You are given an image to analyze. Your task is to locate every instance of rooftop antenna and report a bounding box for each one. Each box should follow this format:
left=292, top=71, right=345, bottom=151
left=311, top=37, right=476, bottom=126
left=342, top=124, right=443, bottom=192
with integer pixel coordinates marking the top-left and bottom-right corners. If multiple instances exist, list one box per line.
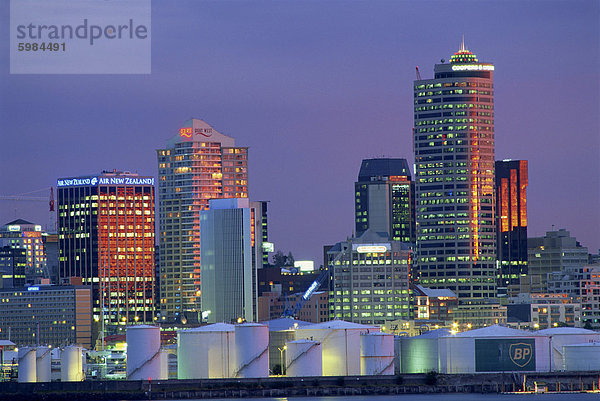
left=459, top=35, right=466, bottom=52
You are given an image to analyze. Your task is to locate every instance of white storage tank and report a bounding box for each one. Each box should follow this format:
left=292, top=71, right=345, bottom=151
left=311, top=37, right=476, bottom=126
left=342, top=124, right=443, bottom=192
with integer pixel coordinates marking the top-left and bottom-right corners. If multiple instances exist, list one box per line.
left=36, top=346, right=52, bottom=382
left=264, top=318, right=314, bottom=373
left=295, top=320, right=378, bottom=376
left=360, top=332, right=394, bottom=375
left=563, top=343, right=600, bottom=371
left=537, top=327, right=600, bottom=371
left=234, top=323, right=269, bottom=378
left=438, top=325, right=549, bottom=374
left=401, top=328, right=450, bottom=373
left=177, top=323, right=235, bottom=379
left=126, top=325, right=166, bottom=380
left=18, top=347, right=36, bottom=383
left=285, top=339, right=322, bottom=377
left=61, top=345, right=84, bottom=382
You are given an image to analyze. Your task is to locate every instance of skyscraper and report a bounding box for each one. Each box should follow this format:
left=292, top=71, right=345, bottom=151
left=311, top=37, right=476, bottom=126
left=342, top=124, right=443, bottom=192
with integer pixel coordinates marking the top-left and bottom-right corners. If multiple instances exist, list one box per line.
left=355, top=158, right=416, bottom=243
left=199, top=198, right=261, bottom=323
left=57, top=171, right=156, bottom=329
left=157, top=119, right=248, bottom=322
left=413, top=40, right=496, bottom=300
left=495, top=159, right=528, bottom=298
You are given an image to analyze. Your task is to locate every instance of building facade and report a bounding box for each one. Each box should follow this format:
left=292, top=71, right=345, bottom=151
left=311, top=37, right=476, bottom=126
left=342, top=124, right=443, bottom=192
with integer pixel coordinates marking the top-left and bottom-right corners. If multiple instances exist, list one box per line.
left=57, top=171, right=155, bottom=329
left=0, top=285, right=92, bottom=348
left=507, top=293, right=582, bottom=329
left=495, top=160, right=528, bottom=298
left=157, top=119, right=248, bottom=322
left=0, top=246, right=26, bottom=288
left=413, top=284, right=458, bottom=321
left=199, top=198, right=261, bottom=323
left=355, top=158, right=416, bottom=243
left=327, top=230, right=413, bottom=325
left=527, top=229, right=588, bottom=294
left=0, top=219, right=48, bottom=283
left=413, top=41, right=496, bottom=300
left=257, top=290, right=329, bottom=323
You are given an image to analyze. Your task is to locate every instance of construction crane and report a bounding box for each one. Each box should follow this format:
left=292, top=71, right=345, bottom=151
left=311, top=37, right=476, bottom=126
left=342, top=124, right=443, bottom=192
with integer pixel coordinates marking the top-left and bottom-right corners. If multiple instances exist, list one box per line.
left=0, top=187, right=56, bottom=230
left=415, top=66, right=422, bottom=80
left=282, top=268, right=329, bottom=318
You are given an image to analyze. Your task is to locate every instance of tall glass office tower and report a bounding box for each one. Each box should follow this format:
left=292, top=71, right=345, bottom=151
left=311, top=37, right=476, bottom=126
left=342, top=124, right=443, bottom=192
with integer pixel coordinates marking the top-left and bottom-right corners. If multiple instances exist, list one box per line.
left=157, top=119, right=248, bottom=322
left=413, top=41, right=496, bottom=300
left=495, top=159, right=528, bottom=298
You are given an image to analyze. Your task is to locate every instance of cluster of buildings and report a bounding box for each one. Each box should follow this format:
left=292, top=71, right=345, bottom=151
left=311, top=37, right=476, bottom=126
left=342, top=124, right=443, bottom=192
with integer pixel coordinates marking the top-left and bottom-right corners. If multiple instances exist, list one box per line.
left=0, top=42, right=598, bottom=357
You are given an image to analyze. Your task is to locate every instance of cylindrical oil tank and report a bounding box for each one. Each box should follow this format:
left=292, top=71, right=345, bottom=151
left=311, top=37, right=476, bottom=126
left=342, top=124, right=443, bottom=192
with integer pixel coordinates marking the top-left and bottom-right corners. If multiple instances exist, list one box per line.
left=177, top=323, right=235, bottom=379
left=563, top=343, right=600, bottom=371
left=393, top=336, right=402, bottom=374
left=159, top=350, right=169, bottom=380
left=401, top=329, right=450, bottom=373
left=234, top=323, right=269, bottom=378
left=285, top=340, right=322, bottom=377
left=360, top=333, right=394, bottom=375
left=61, top=345, right=84, bottom=382
left=18, top=347, right=36, bottom=383
left=296, top=320, right=377, bottom=376
left=36, top=346, right=52, bottom=382
left=126, top=325, right=162, bottom=380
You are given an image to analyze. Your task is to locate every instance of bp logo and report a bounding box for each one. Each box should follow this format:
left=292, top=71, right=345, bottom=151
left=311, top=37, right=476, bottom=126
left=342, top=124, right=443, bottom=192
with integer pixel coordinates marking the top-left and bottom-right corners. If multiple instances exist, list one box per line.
left=509, top=342, right=533, bottom=367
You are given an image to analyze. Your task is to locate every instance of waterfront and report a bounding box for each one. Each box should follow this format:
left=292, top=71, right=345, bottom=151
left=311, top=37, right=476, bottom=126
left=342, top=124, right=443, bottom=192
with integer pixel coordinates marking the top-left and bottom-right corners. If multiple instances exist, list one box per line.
left=161, top=395, right=600, bottom=401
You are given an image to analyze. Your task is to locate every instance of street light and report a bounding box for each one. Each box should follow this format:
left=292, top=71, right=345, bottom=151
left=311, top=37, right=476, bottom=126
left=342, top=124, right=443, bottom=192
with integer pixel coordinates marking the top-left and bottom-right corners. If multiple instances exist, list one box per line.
left=277, top=345, right=287, bottom=375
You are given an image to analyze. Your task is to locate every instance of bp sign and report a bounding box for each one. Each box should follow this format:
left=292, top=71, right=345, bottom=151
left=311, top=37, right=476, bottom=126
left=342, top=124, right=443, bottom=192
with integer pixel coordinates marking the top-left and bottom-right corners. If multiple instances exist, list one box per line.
left=475, top=339, right=535, bottom=372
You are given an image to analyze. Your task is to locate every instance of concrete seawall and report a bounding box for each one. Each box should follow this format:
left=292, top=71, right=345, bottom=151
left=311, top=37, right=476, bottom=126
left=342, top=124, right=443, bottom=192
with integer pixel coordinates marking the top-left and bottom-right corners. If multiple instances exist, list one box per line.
left=0, top=372, right=599, bottom=400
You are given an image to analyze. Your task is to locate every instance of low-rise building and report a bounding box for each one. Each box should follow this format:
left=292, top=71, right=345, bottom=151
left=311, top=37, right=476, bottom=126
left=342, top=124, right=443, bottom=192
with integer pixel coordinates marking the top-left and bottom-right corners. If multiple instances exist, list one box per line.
left=453, top=301, right=507, bottom=328
left=413, top=285, right=457, bottom=321
left=257, top=290, right=329, bottom=323
left=0, top=285, right=92, bottom=348
left=507, top=293, right=582, bottom=329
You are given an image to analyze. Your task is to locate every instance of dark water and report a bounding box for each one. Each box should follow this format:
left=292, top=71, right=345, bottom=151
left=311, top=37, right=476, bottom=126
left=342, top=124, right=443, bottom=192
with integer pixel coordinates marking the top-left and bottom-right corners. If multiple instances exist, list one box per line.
left=158, top=394, right=600, bottom=401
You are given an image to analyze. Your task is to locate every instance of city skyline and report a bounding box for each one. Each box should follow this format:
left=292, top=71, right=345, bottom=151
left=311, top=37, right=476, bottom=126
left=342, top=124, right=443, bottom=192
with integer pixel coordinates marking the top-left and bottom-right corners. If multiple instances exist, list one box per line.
left=1, top=1, right=598, bottom=264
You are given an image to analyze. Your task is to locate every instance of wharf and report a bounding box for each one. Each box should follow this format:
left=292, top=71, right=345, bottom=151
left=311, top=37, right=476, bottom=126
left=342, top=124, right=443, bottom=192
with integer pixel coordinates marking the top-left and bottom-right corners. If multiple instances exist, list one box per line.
left=0, top=371, right=599, bottom=400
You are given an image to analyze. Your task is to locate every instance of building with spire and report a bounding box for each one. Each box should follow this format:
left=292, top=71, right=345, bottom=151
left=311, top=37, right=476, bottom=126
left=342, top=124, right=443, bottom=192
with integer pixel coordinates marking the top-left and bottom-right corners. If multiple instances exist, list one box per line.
left=355, top=158, right=416, bottom=243
left=413, top=40, right=496, bottom=300
left=157, top=119, right=249, bottom=323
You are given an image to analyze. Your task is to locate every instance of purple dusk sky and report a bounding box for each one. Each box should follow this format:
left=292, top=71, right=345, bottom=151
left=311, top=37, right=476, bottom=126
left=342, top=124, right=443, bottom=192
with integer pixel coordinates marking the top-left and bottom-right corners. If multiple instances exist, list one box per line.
left=0, top=1, right=598, bottom=264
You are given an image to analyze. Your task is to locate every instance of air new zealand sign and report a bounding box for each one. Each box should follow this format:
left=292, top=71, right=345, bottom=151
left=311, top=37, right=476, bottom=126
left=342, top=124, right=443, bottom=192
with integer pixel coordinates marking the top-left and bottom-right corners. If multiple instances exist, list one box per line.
left=475, top=339, right=535, bottom=372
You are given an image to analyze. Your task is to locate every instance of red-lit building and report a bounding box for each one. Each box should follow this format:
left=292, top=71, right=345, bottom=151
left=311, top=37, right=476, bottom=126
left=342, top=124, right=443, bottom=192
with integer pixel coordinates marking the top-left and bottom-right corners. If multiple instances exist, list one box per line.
left=57, top=171, right=155, bottom=331
left=495, top=160, right=528, bottom=298
left=157, top=119, right=249, bottom=322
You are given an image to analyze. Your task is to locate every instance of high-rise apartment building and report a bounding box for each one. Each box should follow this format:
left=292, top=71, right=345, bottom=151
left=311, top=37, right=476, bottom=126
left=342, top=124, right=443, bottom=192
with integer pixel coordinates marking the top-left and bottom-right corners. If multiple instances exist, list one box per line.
left=57, top=171, right=155, bottom=329
left=157, top=119, right=248, bottom=322
left=355, top=158, right=416, bottom=243
left=495, top=160, right=528, bottom=298
left=413, top=41, right=496, bottom=300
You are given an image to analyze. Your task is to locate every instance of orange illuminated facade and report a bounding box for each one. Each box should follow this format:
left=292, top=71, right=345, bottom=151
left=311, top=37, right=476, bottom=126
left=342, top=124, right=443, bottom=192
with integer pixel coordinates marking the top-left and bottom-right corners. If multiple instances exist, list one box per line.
left=413, top=41, right=496, bottom=300
left=157, top=119, right=248, bottom=322
left=495, top=160, right=528, bottom=298
left=57, top=171, right=155, bottom=330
